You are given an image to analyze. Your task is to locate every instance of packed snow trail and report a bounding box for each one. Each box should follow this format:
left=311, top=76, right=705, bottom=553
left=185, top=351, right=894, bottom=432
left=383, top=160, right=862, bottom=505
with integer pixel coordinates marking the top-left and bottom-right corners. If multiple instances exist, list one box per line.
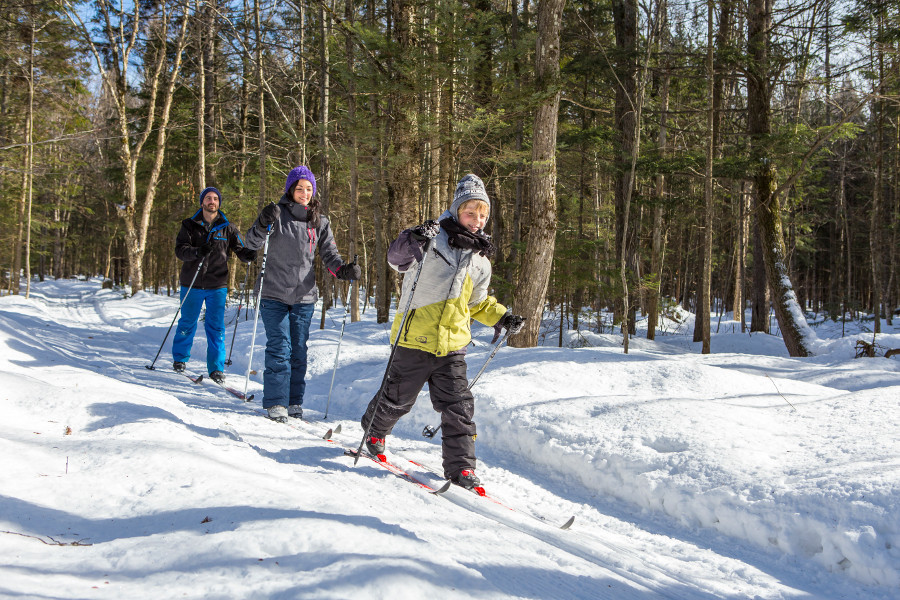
left=1, top=279, right=897, bottom=599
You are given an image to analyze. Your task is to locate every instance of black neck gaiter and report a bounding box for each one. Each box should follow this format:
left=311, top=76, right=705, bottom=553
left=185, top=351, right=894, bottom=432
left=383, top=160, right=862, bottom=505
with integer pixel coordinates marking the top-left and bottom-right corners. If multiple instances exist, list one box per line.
left=440, top=217, right=495, bottom=259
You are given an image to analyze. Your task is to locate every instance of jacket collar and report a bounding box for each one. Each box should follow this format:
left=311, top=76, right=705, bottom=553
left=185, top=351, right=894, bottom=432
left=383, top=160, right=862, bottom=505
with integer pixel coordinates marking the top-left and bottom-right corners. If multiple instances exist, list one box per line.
left=279, top=194, right=312, bottom=223
left=190, top=208, right=230, bottom=232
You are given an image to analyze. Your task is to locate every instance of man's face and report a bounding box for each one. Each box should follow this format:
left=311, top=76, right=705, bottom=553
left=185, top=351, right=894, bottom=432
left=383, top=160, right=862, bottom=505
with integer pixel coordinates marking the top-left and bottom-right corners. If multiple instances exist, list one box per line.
left=202, top=192, right=220, bottom=213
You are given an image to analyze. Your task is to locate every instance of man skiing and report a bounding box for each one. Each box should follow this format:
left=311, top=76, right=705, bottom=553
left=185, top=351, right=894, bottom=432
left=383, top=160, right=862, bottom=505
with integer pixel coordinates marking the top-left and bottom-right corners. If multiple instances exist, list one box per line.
left=172, top=187, right=256, bottom=383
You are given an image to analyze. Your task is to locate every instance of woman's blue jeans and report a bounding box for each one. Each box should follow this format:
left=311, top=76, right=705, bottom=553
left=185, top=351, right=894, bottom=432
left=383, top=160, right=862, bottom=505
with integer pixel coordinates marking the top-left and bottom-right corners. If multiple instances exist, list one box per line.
left=259, top=299, right=315, bottom=409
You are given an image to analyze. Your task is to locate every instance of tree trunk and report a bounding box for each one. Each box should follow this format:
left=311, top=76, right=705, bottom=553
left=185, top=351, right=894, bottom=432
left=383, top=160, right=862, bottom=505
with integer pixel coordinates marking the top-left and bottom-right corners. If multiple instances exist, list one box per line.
left=255, top=0, right=267, bottom=210
left=195, top=0, right=207, bottom=192
left=503, top=0, right=525, bottom=306
left=733, top=181, right=748, bottom=330
left=612, top=0, right=638, bottom=352
left=695, top=0, right=715, bottom=352
left=319, top=2, right=333, bottom=331
left=68, top=0, right=189, bottom=294
left=471, top=0, right=495, bottom=187
left=23, top=17, right=35, bottom=297
left=204, top=0, right=218, bottom=185
left=388, top=0, right=421, bottom=232
left=646, top=0, right=669, bottom=341
left=509, top=0, right=565, bottom=348
left=440, top=51, right=454, bottom=223
left=750, top=211, right=769, bottom=333
left=374, top=112, right=390, bottom=324
left=747, top=0, right=814, bottom=356
left=347, top=0, right=360, bottom=322
left=426, top=3, right=442, bottom=220
left=869, top=23, right=885, bottom=332
left=236, top=0, right=252, bottom=296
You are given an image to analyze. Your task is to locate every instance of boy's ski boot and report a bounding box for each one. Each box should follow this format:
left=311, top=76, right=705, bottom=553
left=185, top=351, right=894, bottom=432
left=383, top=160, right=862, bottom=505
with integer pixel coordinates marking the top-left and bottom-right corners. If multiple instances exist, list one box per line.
left=450, top=468, right=481, bottom=490
left=365, top=436, right=386, bottom=456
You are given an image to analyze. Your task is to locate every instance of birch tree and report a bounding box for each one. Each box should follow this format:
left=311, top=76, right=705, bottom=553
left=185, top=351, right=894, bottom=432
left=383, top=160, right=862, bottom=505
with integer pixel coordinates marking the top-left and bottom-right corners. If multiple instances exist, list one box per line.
left=66, top=0, right=190, bottom=293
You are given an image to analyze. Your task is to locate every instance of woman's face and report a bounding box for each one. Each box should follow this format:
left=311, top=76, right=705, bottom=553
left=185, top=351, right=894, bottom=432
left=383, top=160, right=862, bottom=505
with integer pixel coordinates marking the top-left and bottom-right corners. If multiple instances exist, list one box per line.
left=457, top=201, right=489, bottom=233
left=292, top=179, right=314, bottom=205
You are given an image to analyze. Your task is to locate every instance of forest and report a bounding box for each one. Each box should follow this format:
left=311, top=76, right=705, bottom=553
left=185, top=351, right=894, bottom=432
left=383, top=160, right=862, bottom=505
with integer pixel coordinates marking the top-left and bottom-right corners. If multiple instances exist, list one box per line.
left=1, top=0, right=897, bottom=356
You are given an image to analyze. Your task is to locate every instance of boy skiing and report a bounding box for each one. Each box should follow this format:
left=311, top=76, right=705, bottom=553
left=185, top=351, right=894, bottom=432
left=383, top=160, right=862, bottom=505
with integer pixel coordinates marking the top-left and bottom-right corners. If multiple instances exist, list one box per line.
left=360, top=174, right=525, bottom=489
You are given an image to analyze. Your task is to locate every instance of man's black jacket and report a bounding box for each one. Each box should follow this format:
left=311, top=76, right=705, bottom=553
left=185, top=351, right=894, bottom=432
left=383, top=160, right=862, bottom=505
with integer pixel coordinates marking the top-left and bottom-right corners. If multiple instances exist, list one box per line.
left=175, top=209, right=256, bottom=289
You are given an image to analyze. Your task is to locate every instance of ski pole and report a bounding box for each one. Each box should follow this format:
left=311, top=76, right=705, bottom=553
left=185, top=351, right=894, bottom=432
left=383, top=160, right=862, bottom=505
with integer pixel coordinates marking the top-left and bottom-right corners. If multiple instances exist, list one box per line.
left=354, top=239, right=433, bottom=464
left=145, top=256, right=206, bottom=371
left=325, top=255, right=357, bottom=419
left=242, top=226, right=272, bottom=401
left=422, top=328, right=512, bottom=439
left=225, top=268, right=250, bottom=366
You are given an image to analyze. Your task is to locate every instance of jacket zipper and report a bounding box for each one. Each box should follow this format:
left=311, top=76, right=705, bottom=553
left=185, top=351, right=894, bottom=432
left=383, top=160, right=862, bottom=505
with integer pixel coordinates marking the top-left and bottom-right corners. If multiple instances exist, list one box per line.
left=402, top=309, right=416, bottom=341
left=433, top=247, right=453, bottom=267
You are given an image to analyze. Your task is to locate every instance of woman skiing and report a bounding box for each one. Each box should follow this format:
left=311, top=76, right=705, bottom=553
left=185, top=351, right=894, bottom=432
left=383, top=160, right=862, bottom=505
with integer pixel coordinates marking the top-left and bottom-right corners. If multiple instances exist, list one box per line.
left=246, top=166, right=360, bottom=422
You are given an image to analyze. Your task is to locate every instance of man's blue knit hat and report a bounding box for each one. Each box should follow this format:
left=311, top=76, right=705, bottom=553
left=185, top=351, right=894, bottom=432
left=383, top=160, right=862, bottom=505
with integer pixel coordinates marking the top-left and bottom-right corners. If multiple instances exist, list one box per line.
left=284, top=166, right=317, bottom=197
left=199, top=187, right=221, bottom=205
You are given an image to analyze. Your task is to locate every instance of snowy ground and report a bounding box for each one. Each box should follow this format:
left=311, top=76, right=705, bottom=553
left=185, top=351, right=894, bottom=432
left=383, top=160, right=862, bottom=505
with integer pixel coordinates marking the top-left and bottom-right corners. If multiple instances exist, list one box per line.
left=1, top=278, right=898, bottom=599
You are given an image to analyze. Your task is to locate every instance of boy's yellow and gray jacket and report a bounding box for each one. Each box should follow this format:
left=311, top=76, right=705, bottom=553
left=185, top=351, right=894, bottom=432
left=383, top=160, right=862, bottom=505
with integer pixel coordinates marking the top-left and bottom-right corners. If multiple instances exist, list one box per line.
left=387, top=219, right=507, bottom=357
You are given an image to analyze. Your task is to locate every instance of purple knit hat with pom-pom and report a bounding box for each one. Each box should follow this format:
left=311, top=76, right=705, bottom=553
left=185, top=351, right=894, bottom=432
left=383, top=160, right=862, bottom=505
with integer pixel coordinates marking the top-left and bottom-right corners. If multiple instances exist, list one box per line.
left=284, top=166, right=317, bottom=197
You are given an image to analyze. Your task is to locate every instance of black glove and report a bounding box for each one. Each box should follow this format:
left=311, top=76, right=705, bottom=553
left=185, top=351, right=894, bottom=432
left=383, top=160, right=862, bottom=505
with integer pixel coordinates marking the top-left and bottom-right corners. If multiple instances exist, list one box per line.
left=239, top=249, right=257, bottom=264
left=258, top=203, right=281, bottom=228
left=410, top=219, right=440, bottom=241
left=503, top=313, right=525, bottom=335
left=336, top=261, right=362, bottom=281
left=491, top=312, right=525, bottom=343
left=195, top=240, right=213, bottom=259
left=501, top=313, right=525, bottom=335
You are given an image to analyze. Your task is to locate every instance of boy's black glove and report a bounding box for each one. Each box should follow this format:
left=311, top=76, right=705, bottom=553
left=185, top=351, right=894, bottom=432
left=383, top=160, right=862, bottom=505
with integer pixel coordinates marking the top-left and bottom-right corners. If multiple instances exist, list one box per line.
left=195, top=240, right=213, bottom=259
left=492, top=312, right=526, bottom=343
left=258, top=203, right=281, bottom=228
left=410, top=219, right=440, bottom=241
left=336, top=261, right=362, bottom=281
left=501, top=313, right=526, bottom=335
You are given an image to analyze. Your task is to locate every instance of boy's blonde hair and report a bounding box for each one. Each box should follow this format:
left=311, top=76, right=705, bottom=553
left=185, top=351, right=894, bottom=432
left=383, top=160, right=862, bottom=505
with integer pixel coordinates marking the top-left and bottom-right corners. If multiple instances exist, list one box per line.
left=457, top=199, right=490, bottom=219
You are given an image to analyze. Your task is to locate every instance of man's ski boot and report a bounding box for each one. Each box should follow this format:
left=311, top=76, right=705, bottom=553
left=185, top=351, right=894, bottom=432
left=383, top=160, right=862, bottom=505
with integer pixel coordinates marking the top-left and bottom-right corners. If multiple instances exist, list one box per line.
left=209, top=370, right=225, bottom=384
left=173, top=361, right=186, bottom=372
left=288, top=405, right=303, bottom=419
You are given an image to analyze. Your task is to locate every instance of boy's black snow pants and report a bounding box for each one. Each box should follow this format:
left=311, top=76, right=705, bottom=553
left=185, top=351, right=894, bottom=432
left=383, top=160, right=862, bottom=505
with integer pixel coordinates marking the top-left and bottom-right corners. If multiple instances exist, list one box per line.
left=361, top=346, right=476, bottom=479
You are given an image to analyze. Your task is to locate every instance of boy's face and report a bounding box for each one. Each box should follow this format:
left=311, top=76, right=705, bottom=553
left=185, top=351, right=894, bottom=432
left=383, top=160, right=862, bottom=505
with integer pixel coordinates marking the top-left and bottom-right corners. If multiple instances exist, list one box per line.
left=457, top=200, right=489, bottom=233
left=292, top=179, right=314, bottom=205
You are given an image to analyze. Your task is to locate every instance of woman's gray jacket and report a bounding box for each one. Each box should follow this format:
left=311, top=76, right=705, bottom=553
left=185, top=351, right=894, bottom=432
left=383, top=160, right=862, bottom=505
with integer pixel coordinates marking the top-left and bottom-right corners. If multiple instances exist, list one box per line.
left=245, top=195, right=345, bottom=305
